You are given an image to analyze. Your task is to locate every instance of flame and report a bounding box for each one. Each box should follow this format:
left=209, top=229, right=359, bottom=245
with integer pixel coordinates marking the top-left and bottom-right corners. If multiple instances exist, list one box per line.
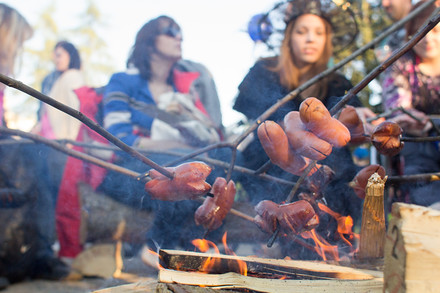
left=301, top=229, right=339, bottom=261
left=191, top=233, right=247, bottom=276
left=191, top=238, right=220, bottom=254
left=317, top=202, right=359, bottom=252
left=222, top=232, right=247, bottom=276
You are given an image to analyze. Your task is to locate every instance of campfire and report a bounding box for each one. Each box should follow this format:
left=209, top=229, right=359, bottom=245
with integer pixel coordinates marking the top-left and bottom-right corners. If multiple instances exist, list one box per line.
left=138, top=233, right=383, bottom=292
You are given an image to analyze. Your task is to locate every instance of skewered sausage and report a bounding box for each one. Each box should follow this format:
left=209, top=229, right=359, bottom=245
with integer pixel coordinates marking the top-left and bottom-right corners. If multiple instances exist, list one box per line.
left=299, top=97, right=351, bottom=147
left=254, top=200, right=319, bottom=234
left=145, top=161, right=212, bottom=201
left=284, top=111, right=332, bottom=160
left=257, top=120, right=317, bottom=175
left=194, top=177, right=236, bottom=231
left=371, top=121, right=404, bottom=156
left=349, top=164, right=386, bottom=199
left=338, top=105, right=368, bottom=144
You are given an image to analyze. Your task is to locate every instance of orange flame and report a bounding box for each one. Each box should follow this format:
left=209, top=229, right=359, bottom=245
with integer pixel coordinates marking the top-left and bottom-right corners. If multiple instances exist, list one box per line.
left=301, top=229, right=339, bottom=261
left=222, top=232, right=247, bottom=276
left=191, top=233, right=248, bottom=276
left=191, top=238, right=220, bottom=254
left=317, top=202, right=359, bottom=252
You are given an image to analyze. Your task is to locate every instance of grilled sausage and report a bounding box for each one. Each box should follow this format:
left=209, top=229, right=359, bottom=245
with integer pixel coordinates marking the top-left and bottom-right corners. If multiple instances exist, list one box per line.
left=299, top=97, right=351, bottom=147
left=349, top=164, right=386, bottom=199
left=371, top=121, right=404, bottom=156
left=257, top=120, right=316, bottom=175
left=194, top=177, right=236, bottom=231
left=145, top=161, right=212, bottom=201
left=254, top=200, right=319, bottom=234
left=338, top=105, right=368, bottom=144
left=284, top=111, right=332, bottom=161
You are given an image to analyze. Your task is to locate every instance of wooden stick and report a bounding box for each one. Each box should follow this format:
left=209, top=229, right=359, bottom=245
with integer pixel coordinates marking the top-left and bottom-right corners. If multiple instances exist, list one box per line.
left=358, top=173, right=387, bottom=260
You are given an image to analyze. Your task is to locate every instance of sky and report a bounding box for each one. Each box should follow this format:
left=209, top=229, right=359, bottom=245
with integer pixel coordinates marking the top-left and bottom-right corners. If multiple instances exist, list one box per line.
left=4, top=0, right=279, bottom=129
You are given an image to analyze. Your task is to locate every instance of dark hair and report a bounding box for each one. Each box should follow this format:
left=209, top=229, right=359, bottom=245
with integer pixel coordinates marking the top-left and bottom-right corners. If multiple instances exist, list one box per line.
left=55, top=40, right=81, bottom=69
left=127, top=15, right=180, bottom=80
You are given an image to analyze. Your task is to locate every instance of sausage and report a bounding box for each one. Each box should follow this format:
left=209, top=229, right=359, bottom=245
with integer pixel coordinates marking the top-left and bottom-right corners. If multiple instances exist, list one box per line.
left=284, top=111, right=332, bottom=161
left=299, top=97, right=351, bottom=147
left=349, top=164, right=386, bottom=199
left=254, top=200, right=319, bottom=234
left=371, top=121, right=404, bottom=156
left=254, top=200, right=279, bottom=233
left=194, top=177, right=236, bottom=231
left=278, top=200, right=320, bottom=234
left=145, top=161, right=212, bottom=201
left=338, top=105, right=368, bottom=144
left=257, top=120, right=315, bottom=175
left=304, top=164, right=335, bottom=197
left=299, top=97, right=331, bottom=126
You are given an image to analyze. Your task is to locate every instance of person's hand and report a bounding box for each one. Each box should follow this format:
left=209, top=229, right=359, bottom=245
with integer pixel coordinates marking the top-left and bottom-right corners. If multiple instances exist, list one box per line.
left=389, top=109, right=431, bottom=136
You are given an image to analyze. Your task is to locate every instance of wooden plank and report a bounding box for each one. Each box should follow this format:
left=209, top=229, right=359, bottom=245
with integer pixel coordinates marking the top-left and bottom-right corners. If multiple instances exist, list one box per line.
left=159, top=249, right=382, bottom=280
left=384, top=203, right=440, bottom=293
left=158, top=269, right=383, bottom=293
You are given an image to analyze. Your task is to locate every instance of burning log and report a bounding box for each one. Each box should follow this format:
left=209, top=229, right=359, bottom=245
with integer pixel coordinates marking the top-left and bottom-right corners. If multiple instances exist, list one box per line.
left=158, top=249, right=379, bottom=279
left=155, top=249, right=383, bottom=292
left=384, top=203, right=440, bottom=293
left=358, top=173, right=387, bottom=260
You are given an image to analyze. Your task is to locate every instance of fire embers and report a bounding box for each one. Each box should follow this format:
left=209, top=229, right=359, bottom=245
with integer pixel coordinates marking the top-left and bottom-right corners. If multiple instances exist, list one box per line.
left=371, top=121, right=404, bottom=156
left=195, top=177, right=236, bottom=231
left=349, top=164, right=387, bottom=199
left=254, top=200, right=319, bottom=234
left=144, top=161, right=212, bottom=201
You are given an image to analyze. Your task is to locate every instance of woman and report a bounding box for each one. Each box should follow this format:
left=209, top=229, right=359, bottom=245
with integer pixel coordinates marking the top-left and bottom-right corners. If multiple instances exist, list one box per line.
left=233, top=0, right=367, bottom=252
left=100, top=15, right=224, bottom=264
left=37, top=41, right=85, bottom=140
left=381, top=0, right=440, bottom=207
left=103, top=16, right=221, bottom=150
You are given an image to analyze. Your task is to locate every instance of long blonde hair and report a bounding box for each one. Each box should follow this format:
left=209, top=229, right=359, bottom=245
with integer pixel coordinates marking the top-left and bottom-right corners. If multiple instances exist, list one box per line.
left=271, top=15, right=333, bottom=91
left=0, top=4, right=33, bottom=76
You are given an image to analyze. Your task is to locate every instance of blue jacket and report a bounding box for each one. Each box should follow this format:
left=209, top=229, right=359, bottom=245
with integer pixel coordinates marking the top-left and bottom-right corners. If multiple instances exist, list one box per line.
left=103, top=69, right=157, bottom=146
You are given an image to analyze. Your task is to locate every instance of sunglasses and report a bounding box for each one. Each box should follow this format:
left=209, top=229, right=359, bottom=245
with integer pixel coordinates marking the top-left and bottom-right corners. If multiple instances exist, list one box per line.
left=159, top=26, right=182, bottom=38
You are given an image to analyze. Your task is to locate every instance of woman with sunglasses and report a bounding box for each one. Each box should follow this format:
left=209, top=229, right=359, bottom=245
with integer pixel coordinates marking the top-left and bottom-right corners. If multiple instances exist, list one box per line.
left=233, top=0, right=374, bottom=258
left=100, top=15, right=225, bottom=267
